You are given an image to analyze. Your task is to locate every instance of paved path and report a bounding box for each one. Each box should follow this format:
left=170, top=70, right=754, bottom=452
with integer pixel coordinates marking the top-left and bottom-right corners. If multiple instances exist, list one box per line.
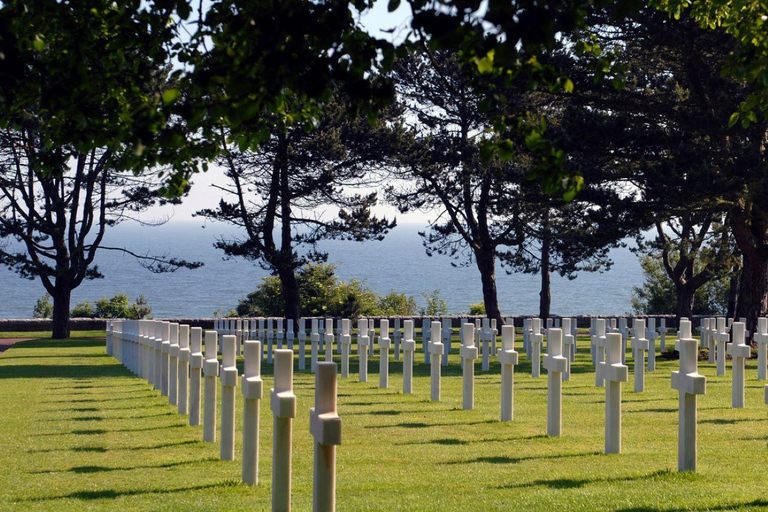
left=0, top=338, right=33, bottom=355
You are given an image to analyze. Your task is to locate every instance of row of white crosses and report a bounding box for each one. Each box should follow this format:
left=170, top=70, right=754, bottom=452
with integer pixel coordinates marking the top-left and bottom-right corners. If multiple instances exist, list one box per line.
left=106, top=320, right=205, bottom=426
left=108, top=322, right=342, bottom=511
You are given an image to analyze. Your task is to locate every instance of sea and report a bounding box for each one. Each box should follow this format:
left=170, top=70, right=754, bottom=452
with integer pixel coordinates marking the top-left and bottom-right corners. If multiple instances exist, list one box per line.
left=0, top=222, right=643, bottom=319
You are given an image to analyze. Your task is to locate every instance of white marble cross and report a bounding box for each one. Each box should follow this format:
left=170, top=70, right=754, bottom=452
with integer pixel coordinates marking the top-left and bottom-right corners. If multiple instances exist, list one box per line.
left=707, top=317, right=716, bottom=364
left=646, top=318, right=657, bottom=372
left=755, top=317, right=768, bottom=381
left=461, top=323, right=478, bottom=410
left=189, top=327, right=203, bottom=426
left=340, top=319, right=351, bottom=378
left=481, top=318, right=493, bottom=371
left=298, top=318, right=307, bottom=371
left=286, top=319, right=295, bottom=351
left=671, top=320, right=706, bottom=472
left=523, top=318, right=532, bottom=359
left=160, top=322, right=172, bottom=397
left=267, top=318, right=275, bottom=364
left=219, top=334, right=239, bottom=461
left=543, top=328, right=568, bottom=437
left=203, top=330, right=219, bottom=443
left=393, top=318, right=402, bottom=361
left=310, top=318, right=320, bottom=374
left=728, top=322, right=751, bottom=408
left=715, top=317, right=729, bottom=376
left=324, top=318, right=334, bottom=362
left=310, top=362, right=342, bottom=512
left=277, top=318, right=285, bottom=350
left=271, top=349, right=296, bottom=511
left=498, top=325, right=519, bottom=421
left=530, top=318, right=543, bottom=378
left=592, top=319, right=607, bottom=387
left=600, top=332, right=628, bottom=454
left=441, top=318, right=452, bottom=367
left=242, top=339, right=263, bottom=485
left=660, top=318, right=667, bottom=351
left=403, top=320, right=416, bottom=394
left=358, top=318, right=370, bottom=383
left=618, top=317, right=629, bottom=364
left=168, top=323, right=180, bottom=406
left=422, top=318, right=431, bottom=364
left=429, top=320, right=443, bottom=401
left=178, top=325, right=191, bottom=415
left=379, top=319, right=391, bottom=389
left=632, top=319, right=649, bottom=393
left=562, top=318, right=574, bottom=381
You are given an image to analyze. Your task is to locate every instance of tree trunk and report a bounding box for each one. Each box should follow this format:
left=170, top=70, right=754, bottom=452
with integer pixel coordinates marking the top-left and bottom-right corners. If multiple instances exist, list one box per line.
left=475, top=249, right=502, bottom=325
left=727, top=268, right=740, bottom=319
left=735, top=256, right=768, bottom=337
left=278, top=266, right=301, bottom=325
left=51, top=285, right=72, bottom=339
left=675, top=285, right=695, bottom=322
left=539, top=217, right=552, bottom=321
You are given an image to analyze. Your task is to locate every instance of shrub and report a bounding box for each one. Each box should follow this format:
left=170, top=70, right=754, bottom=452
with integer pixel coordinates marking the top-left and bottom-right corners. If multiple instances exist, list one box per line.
left=420, top=290, right=448, bottom=316
left=468, top=302, right=486, bottom=315
left=71, top=301, right=95, bottom=318
left=236, top=263, right=418, bottom=318
left=33, top=294, right=53, bottom=319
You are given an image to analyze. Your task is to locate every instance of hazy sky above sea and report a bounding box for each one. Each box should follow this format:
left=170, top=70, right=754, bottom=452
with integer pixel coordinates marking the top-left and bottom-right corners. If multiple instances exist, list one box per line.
left=144, top=1, right=428, bottom=226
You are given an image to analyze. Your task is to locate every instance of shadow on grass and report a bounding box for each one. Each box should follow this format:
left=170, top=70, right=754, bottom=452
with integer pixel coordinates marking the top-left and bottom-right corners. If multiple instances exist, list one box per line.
left=499, top=468, right=674, bottom=490
left=367, top=418, right=497, bottom=430
left=28, top=439, right=202, bottom=454
left=25, top=481, right=233, bottom=501
left=614, top=498, right=768, bottom=512
left=29, top=457, right=219, bottom=475
left=0, top=363, right=128, bottom=380
left=447, top=450, right=602, bottom=466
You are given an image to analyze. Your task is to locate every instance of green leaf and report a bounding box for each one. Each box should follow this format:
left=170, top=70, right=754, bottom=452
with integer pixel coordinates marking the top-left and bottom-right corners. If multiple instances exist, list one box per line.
left=563, top=78, right=574, bottom=93
left=32, top=35, right=44, bottom=51
left=473, top=50, right=495, bottom=74
left=728, top=112, right=740, bottom=128
left=387, top=0, right=400, bottom=12
left=162, top=89, right=182, bottom=105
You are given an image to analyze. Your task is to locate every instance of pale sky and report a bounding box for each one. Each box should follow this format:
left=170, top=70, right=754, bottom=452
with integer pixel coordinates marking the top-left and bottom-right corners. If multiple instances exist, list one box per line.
left=144, top=1, right=431, bottom=225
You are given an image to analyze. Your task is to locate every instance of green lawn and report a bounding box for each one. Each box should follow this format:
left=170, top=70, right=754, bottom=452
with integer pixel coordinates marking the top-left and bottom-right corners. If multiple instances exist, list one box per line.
left=1, top=332, right=767, bottom=511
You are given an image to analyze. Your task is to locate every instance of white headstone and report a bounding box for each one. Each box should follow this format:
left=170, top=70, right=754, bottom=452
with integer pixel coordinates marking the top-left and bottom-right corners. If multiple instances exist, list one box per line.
left=203, top=330, right=219, bottom=443
left=271, top=349, right=296, bottom=511
left=632, top=319, right=649, bottom=393
left=324, top=318, right=334, bottom=363
left=755, top=317, right=768, bottom=381
left=310, top=362, right=341, bottom=512
left=646, top=318, right=657, bottom=372
left=498, top=325, right=519, bottom=421
left=379, top=319, right=391, bottom=388
left=530, top=318, right=543, bottom=378
left=242, top=340, right=263, bottom=485
left=340, top=319, right=351, bottom=378
left=592, top=319, right=607, bottom=387
left=310, top=318, right=320, bottom=374
left=402, top=320, right=415, bottom=394
left=358, top=319, right=369, bottom=383
left=727, top=322, right=751, bottom=408
left=671, top=320, right=706, bottom=472
left=481, top=318, right=493, bottom=372
left=178, top=325, right=190, bottom=415
left=562, top=318, right=574, bottom=381
left=600, top=332, right=628, bottom=454
left=219, top=334, right=238, bottom=461
left=189, top=327, right=203, bottom=426
left=543, top=328, right=567, bottom=437
left=461, top=323, right=478, bottom=410
left=441, top=318, right=452, bottom=367
left=298, top=318, right=307, bottom=371
left=429, top=320, right=443, bottom=401
left=715, top=317, right=729, bottom=376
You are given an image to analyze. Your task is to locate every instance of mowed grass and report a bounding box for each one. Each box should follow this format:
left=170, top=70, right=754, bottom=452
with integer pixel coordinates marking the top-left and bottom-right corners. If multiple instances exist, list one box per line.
left=1, top=332, right=767, bottom=511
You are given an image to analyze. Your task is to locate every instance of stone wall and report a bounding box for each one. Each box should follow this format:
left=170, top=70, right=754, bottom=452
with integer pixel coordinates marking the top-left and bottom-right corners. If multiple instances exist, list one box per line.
left=0, top=314, right=694, bottom=332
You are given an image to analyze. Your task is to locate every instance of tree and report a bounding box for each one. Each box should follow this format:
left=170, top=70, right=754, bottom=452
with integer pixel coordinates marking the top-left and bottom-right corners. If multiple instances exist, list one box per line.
left=631, top=253, right=730, bottom=316
left=388, top=51, right=625, bottom=321
left=199, top=96, right=397, bottom=321
left=559, top=6, right=767, bottom=331
left=0, top=1, right=203, bottom=338
left=635, top=214, right=740, bottom=320
left=33, top=294, right=53, bottom=319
